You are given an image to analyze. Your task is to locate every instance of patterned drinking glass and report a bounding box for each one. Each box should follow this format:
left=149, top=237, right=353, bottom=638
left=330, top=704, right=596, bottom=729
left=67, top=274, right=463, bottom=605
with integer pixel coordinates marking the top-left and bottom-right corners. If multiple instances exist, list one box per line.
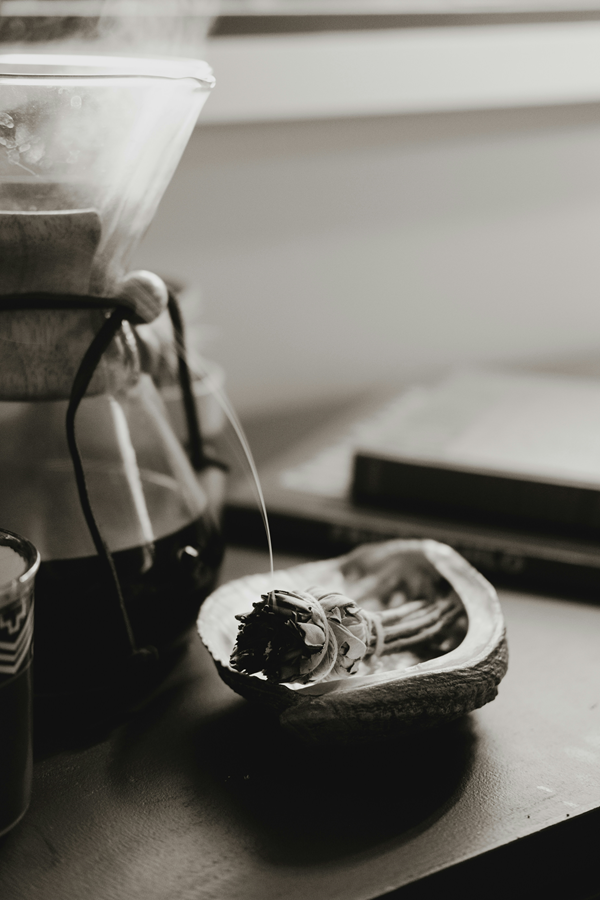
left=0, top=529, right=40, bottom=836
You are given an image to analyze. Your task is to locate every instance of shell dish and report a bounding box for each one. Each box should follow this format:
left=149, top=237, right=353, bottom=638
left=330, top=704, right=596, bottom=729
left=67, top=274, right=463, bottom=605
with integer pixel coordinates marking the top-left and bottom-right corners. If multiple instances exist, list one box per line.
left=198, top=539, right=508, bottom=743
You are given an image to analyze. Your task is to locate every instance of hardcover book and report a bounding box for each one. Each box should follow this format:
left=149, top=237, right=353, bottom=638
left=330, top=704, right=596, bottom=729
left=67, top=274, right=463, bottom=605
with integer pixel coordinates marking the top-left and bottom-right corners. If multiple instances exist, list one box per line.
left=352, top=369, right=600, bottom=536
left=224, top=374, right=600, bottom=599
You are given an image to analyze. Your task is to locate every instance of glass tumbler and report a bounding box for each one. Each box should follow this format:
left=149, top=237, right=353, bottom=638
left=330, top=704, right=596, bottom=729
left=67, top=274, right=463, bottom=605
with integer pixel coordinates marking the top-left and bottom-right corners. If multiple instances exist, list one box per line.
left=0, top=529, right=40, bottom=836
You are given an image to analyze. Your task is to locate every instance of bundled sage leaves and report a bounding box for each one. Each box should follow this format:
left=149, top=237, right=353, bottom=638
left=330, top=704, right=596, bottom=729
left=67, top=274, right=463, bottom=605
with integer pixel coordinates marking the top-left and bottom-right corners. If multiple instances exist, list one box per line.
left=230, top=584, right=464, bottom=686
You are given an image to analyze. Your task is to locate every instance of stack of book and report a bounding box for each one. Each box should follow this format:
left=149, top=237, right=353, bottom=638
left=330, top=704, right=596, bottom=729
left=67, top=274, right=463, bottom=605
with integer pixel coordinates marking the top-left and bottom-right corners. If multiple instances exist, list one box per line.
left=224, top=369, right=600, bottom=598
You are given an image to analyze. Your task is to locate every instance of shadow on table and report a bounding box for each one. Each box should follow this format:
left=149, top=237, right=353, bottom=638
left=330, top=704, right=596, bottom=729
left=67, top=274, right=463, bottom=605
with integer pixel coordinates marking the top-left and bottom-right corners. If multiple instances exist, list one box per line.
left=55, top=631, right=477, bottom=869
left=192, top=702, right=476, bottom=864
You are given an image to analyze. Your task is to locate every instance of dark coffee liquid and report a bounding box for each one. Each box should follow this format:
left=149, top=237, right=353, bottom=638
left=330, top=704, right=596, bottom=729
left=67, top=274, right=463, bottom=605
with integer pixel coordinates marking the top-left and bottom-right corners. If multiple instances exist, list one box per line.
left=33, top=515, right=223, bottom=726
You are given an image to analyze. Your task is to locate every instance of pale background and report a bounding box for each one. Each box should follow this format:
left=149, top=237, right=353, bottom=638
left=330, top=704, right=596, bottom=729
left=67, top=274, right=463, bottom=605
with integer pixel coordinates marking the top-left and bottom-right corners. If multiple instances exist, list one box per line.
left=133, top=25, right=600, bottom=417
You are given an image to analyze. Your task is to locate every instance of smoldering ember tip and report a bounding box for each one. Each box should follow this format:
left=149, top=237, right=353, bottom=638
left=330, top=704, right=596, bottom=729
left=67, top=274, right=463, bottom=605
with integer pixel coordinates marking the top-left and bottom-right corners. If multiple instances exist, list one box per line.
left=229, top=585, right=465, bottom=686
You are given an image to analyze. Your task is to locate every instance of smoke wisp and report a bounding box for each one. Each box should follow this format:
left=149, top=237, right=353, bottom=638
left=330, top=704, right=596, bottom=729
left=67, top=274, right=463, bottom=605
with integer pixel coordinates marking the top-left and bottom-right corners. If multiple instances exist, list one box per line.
left=0, top=0, right=218, bottom=59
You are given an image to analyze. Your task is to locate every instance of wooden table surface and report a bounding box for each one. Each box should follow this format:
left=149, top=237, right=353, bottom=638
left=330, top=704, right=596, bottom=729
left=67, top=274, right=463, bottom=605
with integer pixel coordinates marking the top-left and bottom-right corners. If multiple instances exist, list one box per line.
left=1, top=542, right=600, bottom=900
left=3, top=391, right=600, bottom=900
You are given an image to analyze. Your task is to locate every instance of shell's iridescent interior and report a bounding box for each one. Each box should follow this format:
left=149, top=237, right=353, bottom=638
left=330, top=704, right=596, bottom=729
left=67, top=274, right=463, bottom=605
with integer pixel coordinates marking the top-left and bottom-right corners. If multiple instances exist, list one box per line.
left=208, top=545, right=469, bottom=685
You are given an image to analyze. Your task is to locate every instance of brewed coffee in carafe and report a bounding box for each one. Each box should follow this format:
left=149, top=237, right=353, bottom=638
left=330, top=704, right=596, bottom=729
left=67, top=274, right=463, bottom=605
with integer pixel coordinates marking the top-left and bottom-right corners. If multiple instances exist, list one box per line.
left=0, top=55, right=221, bottom=722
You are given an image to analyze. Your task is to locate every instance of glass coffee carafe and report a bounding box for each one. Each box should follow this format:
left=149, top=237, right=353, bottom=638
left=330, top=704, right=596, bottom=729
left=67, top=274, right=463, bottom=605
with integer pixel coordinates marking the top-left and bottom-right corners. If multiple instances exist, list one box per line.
left=0, top=54, right=222, bottom=729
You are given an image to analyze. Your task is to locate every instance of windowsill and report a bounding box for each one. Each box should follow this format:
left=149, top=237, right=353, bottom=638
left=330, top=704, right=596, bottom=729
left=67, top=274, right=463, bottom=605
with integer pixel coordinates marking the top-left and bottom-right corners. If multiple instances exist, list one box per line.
left=200, top=21, right=600, bottom=123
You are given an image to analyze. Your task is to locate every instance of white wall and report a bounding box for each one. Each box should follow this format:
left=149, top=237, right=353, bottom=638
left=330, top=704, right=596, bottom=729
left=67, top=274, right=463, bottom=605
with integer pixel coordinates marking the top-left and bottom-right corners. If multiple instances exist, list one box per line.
left=133, top=102, right=600, bottom=415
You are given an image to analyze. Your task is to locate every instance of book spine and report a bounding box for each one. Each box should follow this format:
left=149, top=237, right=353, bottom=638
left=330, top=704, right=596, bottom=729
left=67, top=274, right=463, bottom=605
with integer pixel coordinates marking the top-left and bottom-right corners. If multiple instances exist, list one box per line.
left=223, top=504, right=600, bottom=601
left=352, top=453, right=600, bottom=535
